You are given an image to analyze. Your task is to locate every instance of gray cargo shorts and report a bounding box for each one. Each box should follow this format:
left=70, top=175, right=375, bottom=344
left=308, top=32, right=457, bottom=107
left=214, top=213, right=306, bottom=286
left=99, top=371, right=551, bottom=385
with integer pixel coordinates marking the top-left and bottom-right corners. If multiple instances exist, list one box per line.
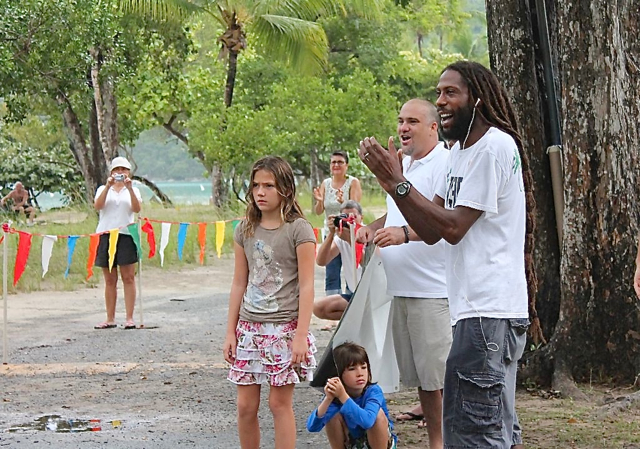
left=442, top=317, right=529, bottom=449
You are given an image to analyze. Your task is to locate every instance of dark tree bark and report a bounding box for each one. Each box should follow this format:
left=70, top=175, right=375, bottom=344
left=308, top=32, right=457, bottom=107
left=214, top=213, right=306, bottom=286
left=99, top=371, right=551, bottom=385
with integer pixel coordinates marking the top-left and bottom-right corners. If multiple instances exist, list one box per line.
left=486, top=0, right=559, bottom=347
left=486, top=0, right=640, bottom=391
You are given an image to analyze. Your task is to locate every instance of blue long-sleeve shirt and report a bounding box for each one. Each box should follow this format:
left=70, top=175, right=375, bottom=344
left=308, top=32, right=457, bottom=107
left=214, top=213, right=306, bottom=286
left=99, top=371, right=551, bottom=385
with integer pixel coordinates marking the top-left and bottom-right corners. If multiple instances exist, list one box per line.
left=306, top=384, right=396, bottom=442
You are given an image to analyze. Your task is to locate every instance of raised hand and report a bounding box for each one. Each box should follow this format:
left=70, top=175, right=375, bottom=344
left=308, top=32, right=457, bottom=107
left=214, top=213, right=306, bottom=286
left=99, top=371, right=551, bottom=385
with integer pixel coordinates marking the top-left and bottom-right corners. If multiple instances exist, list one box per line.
left=313, top=186, right=323, bottom=203
left=359, top=136, right=405, bottom=193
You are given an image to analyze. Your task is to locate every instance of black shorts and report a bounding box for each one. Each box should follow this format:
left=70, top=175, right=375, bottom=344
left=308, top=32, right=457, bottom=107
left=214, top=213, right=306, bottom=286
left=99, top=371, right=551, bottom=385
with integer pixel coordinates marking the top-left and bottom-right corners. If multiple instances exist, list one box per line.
left=95, top=234, right=139, bottom=268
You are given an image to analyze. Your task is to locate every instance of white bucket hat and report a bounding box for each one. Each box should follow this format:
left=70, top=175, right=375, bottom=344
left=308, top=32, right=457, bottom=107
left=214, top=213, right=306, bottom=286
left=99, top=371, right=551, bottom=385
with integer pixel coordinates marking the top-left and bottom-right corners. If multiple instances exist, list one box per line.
left=110, top=156, right=132, bottom=171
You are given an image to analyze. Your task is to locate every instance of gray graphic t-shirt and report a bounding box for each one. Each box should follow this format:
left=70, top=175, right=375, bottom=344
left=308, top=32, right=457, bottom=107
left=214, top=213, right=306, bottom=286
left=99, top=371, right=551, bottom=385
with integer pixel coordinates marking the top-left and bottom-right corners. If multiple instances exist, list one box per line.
left=234, top=218, right=316, bottom=323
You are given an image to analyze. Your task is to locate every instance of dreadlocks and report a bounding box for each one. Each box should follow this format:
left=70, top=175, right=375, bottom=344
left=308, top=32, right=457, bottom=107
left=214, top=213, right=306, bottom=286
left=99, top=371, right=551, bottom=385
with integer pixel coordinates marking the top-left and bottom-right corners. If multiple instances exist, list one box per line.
left=444, top=61, right=543, bottom=343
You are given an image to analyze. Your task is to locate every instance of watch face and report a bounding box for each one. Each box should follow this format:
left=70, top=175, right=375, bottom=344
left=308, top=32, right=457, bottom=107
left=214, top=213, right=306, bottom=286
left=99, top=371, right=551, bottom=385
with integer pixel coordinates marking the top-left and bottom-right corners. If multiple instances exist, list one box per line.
left=396, top=181, right=410, bottom=197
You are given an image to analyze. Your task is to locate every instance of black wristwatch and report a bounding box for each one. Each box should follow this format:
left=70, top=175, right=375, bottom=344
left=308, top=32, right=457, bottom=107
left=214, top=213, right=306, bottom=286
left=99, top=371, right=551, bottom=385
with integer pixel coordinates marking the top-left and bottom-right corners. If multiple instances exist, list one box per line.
left=395, top=180, right=412, bottom=198
left=401, top=225, right=410, bottom=244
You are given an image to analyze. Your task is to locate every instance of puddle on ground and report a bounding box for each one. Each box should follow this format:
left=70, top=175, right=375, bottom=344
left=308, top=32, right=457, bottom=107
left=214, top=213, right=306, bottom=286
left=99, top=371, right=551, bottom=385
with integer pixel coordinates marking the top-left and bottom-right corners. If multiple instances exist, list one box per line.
left=6, top=415, right=122, bottom=433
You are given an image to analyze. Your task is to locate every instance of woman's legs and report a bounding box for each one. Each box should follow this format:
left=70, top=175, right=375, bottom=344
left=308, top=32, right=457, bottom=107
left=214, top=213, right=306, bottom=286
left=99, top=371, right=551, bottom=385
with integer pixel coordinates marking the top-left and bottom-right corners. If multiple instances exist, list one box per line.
left=313, top=294, right=349, bottom=321
left=101, top=267, right=118, bottom=323
left=269, top=383, right=296, bottom=449
left=324, top=253, right=342, bottom=295
left=237, top=384, right=261, bottom=449
left=119, top=263, right=137, bottom=323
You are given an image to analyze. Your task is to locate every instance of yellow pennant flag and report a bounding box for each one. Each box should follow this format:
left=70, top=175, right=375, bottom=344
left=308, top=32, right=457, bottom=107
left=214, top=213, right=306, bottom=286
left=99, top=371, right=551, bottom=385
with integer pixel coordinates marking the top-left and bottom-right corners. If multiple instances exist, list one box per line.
left=108, top=229, right=119, bottom=271
left=215, top=221, right=225, bottom=258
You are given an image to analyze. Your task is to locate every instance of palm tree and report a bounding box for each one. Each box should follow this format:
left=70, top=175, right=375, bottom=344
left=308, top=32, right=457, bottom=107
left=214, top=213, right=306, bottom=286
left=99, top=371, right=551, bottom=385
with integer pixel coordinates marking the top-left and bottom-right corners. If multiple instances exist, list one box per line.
left=120, top=0, right=383, bottom=107
left=119, top=0, right=383, bottom=205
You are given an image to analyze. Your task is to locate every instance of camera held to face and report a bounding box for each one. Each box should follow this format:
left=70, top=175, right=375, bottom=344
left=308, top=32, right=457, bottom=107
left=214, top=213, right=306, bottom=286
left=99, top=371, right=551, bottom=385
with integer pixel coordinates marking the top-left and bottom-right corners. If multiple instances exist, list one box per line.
left=333, top=213, right=350, bottom=229
left=114, top=174, right=125, bottom=182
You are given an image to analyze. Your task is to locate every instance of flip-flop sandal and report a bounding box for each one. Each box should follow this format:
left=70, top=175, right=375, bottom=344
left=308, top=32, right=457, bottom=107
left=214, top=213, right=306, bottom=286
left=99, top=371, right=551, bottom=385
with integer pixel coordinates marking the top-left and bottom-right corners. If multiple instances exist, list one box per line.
left=395, top=411, right=424, bottom=422
left=124, top=321, right=136, bottom=330
left=417, top=419, right=428, bottom=429
left=94, top=322, right=117, bottom=329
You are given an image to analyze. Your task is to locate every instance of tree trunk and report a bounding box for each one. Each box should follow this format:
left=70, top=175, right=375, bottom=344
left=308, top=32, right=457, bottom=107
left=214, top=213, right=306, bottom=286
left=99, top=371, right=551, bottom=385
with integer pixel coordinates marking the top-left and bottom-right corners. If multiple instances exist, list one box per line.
left=57, top=93, right=99, bottom=201
left=224, top=49, right=239, bottom=108
left=487, top=0, right=640, bottom=389
left=133, top=175, right=173, bottom=207
left=90, top=48, right=115, bottom=163
left=210, top=164, right=225, bottom=208
left=552, top=0, right=640, bottom=384
left=102, top=75, right=119, bottom=161
left=89, top=102, right=108, bottom=186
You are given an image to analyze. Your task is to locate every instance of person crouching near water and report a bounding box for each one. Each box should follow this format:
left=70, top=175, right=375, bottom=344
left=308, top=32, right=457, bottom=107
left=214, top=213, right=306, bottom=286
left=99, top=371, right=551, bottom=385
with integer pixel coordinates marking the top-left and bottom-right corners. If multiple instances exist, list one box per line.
left=307, top=342, right=397, bottom=449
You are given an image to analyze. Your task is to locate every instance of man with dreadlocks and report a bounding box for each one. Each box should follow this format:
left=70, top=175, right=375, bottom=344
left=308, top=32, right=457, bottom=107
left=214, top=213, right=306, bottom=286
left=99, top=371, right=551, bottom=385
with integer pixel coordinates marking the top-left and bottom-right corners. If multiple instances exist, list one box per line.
left=358, top=60, right=536, bottom=449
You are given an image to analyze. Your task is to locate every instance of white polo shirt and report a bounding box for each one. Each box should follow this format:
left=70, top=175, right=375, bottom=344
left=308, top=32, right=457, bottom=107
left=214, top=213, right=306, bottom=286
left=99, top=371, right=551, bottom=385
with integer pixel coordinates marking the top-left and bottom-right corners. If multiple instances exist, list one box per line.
left=379, top=142, right=449, bottom=298
left=95, top=185, right=142, bottom=234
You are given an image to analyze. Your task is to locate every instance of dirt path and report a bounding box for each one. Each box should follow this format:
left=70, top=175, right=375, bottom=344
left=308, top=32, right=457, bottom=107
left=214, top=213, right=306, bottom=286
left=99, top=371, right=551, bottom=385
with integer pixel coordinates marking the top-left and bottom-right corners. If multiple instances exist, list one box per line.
left=1, top=259, right=639, bottom=448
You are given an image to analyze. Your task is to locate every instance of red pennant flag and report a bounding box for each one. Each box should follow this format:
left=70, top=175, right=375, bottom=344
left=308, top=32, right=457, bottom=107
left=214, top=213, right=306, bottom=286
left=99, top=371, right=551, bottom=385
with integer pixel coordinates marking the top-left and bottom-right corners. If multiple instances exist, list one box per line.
left=313, top=227, right=320, bottom=242
left=141, top=218, right=156, bottom=258
left=198, top=223, right=207, bottom=265
left=86, top=233, right=100, bottom=280
left=13, top=231, right=33, bottom=286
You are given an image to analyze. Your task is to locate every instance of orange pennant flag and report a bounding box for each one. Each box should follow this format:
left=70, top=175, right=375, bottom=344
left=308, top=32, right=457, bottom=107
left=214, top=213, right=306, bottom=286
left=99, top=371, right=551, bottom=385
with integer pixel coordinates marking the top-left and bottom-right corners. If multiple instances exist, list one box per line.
left=198, top=223, right=207, bottom=265
left=86, top=233, right=100, bottom=280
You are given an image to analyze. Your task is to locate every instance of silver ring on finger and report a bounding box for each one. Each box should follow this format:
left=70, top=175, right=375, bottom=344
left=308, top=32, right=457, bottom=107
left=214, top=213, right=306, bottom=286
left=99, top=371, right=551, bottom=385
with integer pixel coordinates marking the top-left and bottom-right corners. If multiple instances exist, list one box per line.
left=364, top=152, right=370, bottom=159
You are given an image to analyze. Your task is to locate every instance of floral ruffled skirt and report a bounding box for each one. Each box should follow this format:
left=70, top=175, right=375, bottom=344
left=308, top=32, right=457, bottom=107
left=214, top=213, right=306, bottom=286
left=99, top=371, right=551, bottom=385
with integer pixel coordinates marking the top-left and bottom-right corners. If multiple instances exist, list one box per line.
left=227, top=319, right=317, bottom=386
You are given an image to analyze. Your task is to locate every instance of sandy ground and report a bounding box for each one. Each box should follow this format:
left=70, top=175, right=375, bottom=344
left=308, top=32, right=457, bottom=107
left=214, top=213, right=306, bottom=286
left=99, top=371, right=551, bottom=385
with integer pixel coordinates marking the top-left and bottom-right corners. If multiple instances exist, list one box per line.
left=1, top=258, right=639, bottom=448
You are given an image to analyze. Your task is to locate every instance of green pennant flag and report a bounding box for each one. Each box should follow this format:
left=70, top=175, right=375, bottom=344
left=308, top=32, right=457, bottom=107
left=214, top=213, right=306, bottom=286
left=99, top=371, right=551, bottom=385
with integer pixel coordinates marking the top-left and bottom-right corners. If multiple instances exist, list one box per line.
left=127, top=223, right=142, bottom=257
left=232, top=219, right=241, bottom=230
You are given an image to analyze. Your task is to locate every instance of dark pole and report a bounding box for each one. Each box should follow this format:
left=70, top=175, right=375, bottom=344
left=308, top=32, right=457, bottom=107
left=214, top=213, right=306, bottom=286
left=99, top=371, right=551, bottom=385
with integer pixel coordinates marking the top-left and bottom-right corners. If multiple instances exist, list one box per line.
left=534, top=0, right=562, bottom=146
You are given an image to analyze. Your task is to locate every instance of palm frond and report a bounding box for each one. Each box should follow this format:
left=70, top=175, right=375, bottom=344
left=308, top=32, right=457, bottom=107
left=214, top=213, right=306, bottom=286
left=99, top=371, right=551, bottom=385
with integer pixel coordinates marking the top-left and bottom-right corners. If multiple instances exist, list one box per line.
left=317, top=0, right=385, bottom=21
left=252, top=14, right=327, bottom=74
left=118, top=0, right=202, bottom=21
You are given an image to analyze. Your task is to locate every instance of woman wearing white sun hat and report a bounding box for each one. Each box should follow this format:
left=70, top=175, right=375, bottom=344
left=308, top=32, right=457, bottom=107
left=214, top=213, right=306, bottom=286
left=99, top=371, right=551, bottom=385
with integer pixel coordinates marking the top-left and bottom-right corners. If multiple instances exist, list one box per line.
left=93, top=156, right=142, bottom=330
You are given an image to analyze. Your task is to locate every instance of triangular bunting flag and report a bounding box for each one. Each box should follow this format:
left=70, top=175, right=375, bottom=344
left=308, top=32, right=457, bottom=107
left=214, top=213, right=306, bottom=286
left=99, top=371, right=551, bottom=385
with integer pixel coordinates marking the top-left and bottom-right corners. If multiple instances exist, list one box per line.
left=198, top=223, right=207, bottom=265
left=127, top=223, right=142, bottom=258
left=160, top=222, right=171, bottom=267
left=215, top=221, right=225, bottom=258
left=108, top=229, right=119, bottom=271
left=41, top=235, right=58, bottom=278
left=87, top=233, right=100, bottom=280
left=13, top=231, right=33, bottom=286
left=141, top=218, right=156, bottom=258
left=177, top=223, right=189, bottom=260
left=65, top=236, right=79, bottom=278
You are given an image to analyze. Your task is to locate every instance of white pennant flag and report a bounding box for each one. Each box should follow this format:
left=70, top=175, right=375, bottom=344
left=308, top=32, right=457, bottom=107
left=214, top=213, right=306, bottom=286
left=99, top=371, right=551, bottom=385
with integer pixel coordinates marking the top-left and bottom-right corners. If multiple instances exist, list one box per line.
left=159, top=222, right=171, bottom=267
left=41, top=235, right=58, bottom=278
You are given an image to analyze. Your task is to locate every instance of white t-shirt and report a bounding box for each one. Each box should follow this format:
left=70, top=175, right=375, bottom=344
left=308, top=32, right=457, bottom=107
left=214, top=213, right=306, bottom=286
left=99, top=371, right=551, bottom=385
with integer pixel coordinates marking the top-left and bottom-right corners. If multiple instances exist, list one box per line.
left=334, top=237, right=362, bottom=293
left=379, top=142, right=449, bottom=298
left=95, top=185, right=142, bottom=234
left=435, top=127, right=528, bottom=325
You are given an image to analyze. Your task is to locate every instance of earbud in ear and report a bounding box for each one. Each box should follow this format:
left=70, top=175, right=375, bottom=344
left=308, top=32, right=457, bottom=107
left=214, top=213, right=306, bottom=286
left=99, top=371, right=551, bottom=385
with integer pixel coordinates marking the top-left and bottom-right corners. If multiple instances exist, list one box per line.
left=475, top=98, right=481, bottom=107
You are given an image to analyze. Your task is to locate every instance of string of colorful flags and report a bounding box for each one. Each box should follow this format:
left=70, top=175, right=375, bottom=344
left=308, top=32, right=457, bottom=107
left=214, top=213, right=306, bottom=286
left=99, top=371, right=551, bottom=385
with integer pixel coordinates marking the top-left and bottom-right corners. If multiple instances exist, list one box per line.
left=1, top=218, right=325, bottom=288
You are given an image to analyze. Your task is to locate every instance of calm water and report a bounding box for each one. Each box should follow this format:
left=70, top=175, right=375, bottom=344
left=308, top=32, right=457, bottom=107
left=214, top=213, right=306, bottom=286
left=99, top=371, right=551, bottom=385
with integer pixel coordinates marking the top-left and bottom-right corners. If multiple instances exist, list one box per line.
left=35, top=180, right=212, bottom=211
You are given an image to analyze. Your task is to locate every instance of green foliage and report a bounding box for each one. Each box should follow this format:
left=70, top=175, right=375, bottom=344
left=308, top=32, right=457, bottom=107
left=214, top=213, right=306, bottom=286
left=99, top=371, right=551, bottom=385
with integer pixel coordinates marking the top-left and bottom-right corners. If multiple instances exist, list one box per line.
left=0, top=116, right=84, bottom=201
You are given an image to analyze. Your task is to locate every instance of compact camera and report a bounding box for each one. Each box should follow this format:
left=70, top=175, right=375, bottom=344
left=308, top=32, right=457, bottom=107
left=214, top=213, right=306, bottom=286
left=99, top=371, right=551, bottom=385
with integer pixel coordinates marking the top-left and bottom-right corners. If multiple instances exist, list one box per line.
left=333, top=213, right=350, bottom=229
left=114, top=174, right=125, bottom=182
